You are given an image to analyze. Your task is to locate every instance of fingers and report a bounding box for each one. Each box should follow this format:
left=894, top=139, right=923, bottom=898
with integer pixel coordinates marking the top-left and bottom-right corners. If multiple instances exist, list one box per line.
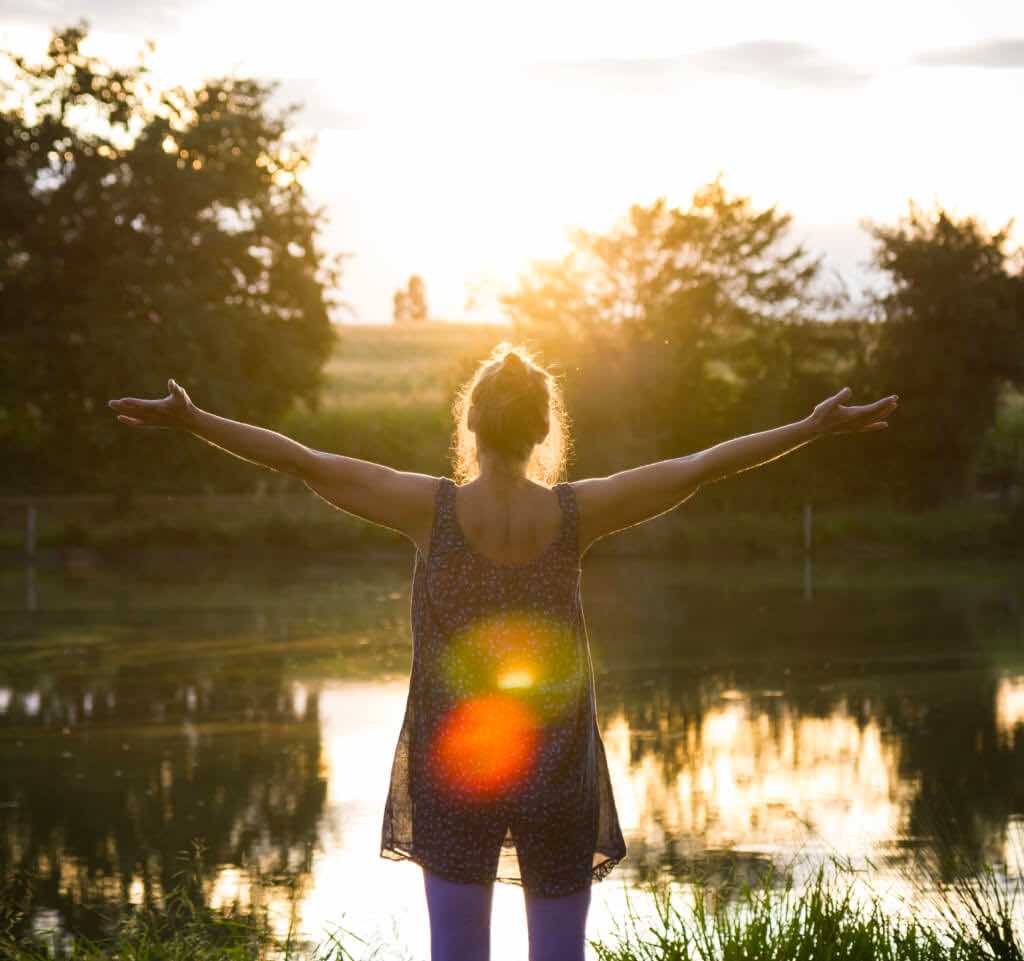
left=109, top=397, right=155, bottom=411
left=837, top=394, right=898, bottom=428
left=824, top=386, right=852, bottom=412
left=116, top=415, right=166, bottom=429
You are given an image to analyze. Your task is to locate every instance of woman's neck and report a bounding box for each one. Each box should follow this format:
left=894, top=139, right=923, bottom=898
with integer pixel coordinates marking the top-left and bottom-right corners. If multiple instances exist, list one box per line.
left=475, top=449, right=530, bottom=490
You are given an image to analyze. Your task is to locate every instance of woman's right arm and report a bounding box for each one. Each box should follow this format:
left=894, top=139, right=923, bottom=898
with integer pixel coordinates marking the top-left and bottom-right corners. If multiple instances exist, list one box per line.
left=109, top=380, right=437, bottom=550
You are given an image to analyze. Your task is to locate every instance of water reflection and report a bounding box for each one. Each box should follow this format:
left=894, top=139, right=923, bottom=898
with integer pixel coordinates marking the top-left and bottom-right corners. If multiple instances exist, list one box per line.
left=998, top=677, right=1024, bottom=745
left=0, top=556, right=1022, bottom=956
left=0, top=659, right=327, bottom=937
left=603, top=692, right=912, bottom=870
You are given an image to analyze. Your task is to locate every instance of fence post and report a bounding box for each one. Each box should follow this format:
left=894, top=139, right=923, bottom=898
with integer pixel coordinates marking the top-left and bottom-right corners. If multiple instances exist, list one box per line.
left=803, top=502, right=813, bottom=601
left=25, top=504, right=38, bottom=612
left=25, top=503, right=36, bottom=558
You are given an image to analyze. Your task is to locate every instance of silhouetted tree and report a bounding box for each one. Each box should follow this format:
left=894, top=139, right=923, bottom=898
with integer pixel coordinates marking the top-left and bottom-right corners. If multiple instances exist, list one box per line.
left=407, top=274, right=428, bottom=322
left=393, top=274, right=428, bottom=324
left=502, top=179, right=832, bottom=493
left=865, top=203, right=1024, bottom=506
left=393, top=289, right=409, bottom=325
left=0, top=23, right=341, bottom=494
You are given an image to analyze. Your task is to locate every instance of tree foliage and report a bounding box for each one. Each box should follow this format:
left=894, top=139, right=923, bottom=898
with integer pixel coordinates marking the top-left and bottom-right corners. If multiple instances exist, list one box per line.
left=866, top=204, right=1024, bottom=506
left=0, top=24, right=340, bottom=493
left=502, top=179, right=841, bottom=497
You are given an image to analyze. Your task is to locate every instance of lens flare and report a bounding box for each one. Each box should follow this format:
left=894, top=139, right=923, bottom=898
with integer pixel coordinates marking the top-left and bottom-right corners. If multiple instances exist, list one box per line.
left=438, top=610, right=579, bottom=723
left=430, top=694, right=540, bottom=801
left=428, top=609, right=582, bottom=802
left=497, top=666, right=534, bottom=689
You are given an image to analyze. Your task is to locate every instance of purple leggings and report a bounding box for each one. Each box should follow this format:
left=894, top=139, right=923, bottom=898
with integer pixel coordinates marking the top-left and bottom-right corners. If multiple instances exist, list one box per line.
left=422, top=868, right=592, bottom=961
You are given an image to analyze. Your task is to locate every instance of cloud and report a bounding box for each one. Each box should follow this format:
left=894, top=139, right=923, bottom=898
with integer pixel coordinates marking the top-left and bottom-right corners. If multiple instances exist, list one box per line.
left=687, top=40, right=872, bottom=90
left=267, top=77, right=371, bottom=131
left=525, top=56, right=683, bottom=95
left=914, top=37, right=1024, bottom=69
left=3, top=0, right=194, bottom=34
left=528, top=41, right=872, bottom=94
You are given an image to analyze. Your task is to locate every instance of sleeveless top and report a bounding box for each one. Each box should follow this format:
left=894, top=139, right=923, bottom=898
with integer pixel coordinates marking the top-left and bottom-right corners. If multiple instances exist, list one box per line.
left=380, top=476, right=627, bottom=892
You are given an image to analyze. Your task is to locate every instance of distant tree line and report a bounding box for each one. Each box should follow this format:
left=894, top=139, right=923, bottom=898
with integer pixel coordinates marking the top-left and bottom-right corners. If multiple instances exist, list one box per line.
left=503, top=182, right=1024, bottom=509
left=2, top=25, right=1022, bottom=512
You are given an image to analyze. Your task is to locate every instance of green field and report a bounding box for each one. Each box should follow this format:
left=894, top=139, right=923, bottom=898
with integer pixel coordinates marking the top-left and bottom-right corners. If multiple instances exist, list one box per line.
left=319, top=321, right=511, bottom=410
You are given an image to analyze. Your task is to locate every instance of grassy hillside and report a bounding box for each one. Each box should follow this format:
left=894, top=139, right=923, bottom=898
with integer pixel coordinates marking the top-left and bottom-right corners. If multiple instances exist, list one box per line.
left=319, top=321, right=514, bottom=410
left=278, top=321, right=521, bottom=479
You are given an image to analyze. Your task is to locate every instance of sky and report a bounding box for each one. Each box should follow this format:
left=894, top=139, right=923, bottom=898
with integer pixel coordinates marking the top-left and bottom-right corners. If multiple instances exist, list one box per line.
left=3, top=1, right=1023, bottom=324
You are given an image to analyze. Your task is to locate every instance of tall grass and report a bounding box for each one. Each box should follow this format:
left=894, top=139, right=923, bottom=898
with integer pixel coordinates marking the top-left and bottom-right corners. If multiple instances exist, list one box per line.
left=4, top=857, right=1023, bottom=960
left=0, top=846, right=371, bottom=961
left=592, top=861, right=1022, bottom=961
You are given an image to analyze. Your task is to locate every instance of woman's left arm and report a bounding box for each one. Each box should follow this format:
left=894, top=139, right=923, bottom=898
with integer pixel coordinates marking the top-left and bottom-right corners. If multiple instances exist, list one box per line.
left=693, top=387, right=898, bottom=483
left=573, top=387, right=899, bottom=552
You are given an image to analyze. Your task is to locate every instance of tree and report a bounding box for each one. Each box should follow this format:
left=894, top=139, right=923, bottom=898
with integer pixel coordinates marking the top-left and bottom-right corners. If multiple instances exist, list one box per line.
left=393, top=289, right=409, bottom=326
left=501, top=179, right=828, bottom=484
left=393, top=274, right=428, bottom=324
left=407, top=274, right=428, bottom=323
left=0, top=23, right=341, bottom=494
left=865, top=203, right=1024, bottom=506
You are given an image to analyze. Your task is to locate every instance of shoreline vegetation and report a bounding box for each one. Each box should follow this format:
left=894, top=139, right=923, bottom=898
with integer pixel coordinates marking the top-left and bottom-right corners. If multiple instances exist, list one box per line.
left=1, top=492, right=1020, bottom=567
left=7, top=320, right=1022, bottom=568
left=3, top=855, right=1022, bottom=960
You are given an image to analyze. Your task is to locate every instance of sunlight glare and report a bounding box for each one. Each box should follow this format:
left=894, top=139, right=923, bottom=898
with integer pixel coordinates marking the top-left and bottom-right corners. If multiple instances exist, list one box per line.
left=497, top=666, right=535, bottom=689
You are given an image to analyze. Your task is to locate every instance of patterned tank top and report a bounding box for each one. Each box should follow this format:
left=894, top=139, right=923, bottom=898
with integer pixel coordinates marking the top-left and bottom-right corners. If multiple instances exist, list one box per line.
left=380, top=476, right=627, bottom=896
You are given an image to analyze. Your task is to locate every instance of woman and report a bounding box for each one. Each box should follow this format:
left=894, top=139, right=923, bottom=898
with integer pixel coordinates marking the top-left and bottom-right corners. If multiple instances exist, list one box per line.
left=108, top=343, right=898, bottom=961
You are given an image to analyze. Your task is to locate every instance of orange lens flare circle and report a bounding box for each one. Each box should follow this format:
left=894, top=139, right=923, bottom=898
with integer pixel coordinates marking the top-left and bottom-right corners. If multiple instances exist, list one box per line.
left=431, top=694, right=540, bottom=802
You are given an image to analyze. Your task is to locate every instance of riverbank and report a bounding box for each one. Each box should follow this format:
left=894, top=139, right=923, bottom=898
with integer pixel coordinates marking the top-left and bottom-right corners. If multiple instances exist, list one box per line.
left=1, top=493, right=1020, bottom=569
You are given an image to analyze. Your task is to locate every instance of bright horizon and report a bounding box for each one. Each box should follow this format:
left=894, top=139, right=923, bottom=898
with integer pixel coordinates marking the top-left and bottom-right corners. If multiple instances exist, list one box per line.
left=3, top=1, right=1023, bottom=324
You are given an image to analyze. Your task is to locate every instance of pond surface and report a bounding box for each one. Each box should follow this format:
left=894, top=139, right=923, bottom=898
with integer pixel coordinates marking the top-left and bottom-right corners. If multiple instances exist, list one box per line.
left=1, top=553, right=1023, bottom=959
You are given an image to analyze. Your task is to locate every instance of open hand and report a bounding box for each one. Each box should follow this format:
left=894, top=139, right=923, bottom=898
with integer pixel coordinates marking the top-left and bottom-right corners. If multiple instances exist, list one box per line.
left=108, top=379, right=195, bottom=430
left=809, top=387, right=899, bottom=436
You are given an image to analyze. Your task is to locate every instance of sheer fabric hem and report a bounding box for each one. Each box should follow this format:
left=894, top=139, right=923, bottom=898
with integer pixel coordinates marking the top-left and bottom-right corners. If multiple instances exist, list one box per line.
left=380, top=843, right=626, bottom=897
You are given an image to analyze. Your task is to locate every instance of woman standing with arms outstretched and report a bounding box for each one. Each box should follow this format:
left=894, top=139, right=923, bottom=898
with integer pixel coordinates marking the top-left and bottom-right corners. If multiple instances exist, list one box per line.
left=109, top=343, right=898, bottom=961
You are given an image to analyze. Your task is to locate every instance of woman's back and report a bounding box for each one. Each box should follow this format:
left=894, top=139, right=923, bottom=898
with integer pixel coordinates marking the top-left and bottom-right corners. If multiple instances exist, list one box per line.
left=447, top=479, right=568, bottom=568
left=380, top=475, right=627, bottom=897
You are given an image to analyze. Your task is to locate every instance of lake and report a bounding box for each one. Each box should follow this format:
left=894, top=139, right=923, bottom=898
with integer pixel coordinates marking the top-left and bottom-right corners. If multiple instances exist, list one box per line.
left=1, top=552, right=1023, bottom=959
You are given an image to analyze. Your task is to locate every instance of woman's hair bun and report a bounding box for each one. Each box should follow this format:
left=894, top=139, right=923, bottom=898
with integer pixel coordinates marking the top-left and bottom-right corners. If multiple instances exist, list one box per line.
left=455, top=342, right=564, bottom=476
left=496, top=351, right=530, bottom=386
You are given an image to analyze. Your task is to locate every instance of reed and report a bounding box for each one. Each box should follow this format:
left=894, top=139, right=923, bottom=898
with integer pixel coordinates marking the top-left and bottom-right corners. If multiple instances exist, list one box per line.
left=591, top=862, right=1022, bottom=961
left=3, top=857, right=1022, bottom=960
